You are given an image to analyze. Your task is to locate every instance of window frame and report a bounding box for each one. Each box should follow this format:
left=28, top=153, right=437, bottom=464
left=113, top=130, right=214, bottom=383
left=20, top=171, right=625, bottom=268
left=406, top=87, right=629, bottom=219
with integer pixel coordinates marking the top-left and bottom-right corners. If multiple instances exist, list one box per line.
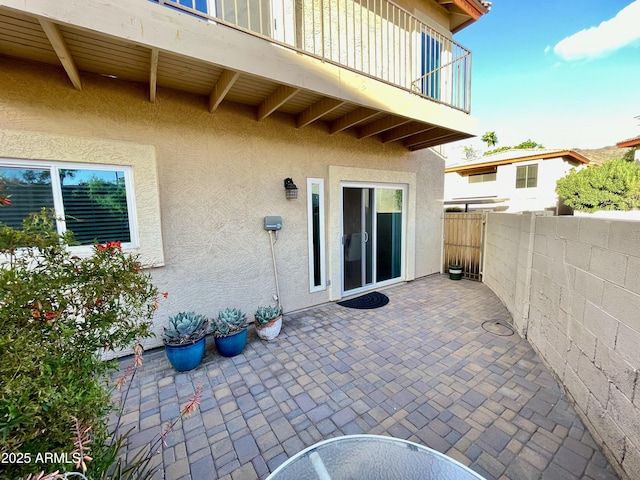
left=515, top=164, right=538, bottom=189
left=339, top=181, right=407, bottom=296
left=468, top=171, right=497, bottom=183
left=0, top=158, right=139, bottom=254
left=307, top=178, right=326, bottom=293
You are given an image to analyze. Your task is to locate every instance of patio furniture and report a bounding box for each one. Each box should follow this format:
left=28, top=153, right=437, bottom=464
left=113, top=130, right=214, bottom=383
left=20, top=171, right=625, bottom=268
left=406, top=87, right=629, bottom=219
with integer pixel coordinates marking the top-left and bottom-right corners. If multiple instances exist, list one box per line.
left=265, top=434, right=487, bottom=480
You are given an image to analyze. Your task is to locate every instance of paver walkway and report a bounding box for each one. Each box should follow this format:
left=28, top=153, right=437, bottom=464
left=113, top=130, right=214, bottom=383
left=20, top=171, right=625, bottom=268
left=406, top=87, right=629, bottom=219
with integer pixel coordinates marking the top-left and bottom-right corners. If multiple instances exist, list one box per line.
left=113, top=275, right=620, bottom=479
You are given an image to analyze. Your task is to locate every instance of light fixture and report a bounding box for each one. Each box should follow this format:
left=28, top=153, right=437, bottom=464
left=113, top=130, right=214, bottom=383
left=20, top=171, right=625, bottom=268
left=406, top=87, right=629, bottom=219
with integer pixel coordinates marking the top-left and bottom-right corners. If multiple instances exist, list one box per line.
left=284, top=178, right=298, bottom=199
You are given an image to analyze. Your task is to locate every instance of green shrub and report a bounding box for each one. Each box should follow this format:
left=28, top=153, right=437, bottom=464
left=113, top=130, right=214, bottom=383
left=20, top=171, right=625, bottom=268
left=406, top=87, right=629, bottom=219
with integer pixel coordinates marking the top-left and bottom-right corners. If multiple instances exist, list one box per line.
left=0, top=210, right=160, bottom=478
left=556, top=158, right=640, bottom=212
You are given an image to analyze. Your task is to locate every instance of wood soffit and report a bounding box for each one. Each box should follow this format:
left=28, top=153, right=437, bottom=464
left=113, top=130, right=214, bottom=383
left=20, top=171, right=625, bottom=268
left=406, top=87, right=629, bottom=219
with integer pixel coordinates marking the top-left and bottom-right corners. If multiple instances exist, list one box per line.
left=435, top=0, right=491, bottom=33
left=0, top=5, right=475, bottom=152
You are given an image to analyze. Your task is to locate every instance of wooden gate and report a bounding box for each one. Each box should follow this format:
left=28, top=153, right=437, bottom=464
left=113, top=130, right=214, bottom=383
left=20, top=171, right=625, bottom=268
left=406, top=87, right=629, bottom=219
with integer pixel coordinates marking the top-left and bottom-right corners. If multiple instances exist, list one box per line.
left=442, top=212, right=485, bottom=280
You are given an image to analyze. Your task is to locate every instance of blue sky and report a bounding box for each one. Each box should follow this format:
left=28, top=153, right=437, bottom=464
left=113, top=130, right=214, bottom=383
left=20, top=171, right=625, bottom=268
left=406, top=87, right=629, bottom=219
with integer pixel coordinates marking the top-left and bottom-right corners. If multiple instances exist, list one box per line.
left=446, top=0, right=640, bottom=160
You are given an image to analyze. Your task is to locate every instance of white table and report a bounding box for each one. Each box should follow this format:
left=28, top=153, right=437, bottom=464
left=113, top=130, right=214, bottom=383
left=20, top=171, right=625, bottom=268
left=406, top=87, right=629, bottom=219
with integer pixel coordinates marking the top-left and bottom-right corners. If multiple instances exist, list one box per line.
left=266, top=435, right=487, bottom=480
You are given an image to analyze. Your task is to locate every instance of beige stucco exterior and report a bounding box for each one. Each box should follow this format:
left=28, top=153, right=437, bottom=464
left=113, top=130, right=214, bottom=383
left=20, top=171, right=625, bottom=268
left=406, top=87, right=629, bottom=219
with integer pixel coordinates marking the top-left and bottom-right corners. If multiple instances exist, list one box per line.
left=0, top=59, right=445, bottom=349
left=0, top=129, right=165, bottom=267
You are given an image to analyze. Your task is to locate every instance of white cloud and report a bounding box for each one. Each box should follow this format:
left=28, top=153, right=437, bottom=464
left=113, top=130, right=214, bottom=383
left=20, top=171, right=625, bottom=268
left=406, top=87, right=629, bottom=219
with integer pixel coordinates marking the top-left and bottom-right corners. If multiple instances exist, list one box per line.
left=554, top=0, right=640, bottom=61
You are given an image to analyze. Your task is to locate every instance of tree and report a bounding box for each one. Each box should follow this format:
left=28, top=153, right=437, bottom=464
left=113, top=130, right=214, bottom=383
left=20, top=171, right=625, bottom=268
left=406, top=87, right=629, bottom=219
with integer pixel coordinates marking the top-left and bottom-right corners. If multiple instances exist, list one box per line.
left=556, top=158, right=640, bottom=212
left=514, top=139, right=544, bottom=149
left=622, top=147, right=637, bottom=162
left=481, top=131, right=498, bottom=148
left=483, top=146, right=511, bottom=156
left=84, top=176, right=128, bottom=217
left=484, top=138, right=544, bottom=156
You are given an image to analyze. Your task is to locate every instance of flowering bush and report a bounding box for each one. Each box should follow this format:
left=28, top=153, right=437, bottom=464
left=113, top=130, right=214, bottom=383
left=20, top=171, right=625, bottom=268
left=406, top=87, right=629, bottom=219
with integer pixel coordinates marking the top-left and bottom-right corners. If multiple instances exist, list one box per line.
left=0, top=210, right=162, bottom=478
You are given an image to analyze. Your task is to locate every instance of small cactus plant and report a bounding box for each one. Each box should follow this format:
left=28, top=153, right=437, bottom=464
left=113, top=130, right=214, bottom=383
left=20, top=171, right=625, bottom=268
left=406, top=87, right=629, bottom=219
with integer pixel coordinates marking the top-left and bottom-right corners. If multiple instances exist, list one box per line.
left=212, top=308, right=247, bottom=338
left=163, top=311, right=209, bottom=345
left=254, top=305, right=282, bottom=327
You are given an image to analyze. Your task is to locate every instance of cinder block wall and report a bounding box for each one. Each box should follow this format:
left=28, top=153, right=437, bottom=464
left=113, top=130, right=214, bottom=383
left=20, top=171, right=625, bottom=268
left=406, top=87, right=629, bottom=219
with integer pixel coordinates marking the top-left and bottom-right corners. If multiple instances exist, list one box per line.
left=484, top=213, right=640, bottom=480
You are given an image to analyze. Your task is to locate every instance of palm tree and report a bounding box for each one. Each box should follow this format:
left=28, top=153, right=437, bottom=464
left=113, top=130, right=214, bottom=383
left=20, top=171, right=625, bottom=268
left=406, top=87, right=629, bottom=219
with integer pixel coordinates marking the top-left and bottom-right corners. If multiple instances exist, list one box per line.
left=481, top=131, right=498, bottom=148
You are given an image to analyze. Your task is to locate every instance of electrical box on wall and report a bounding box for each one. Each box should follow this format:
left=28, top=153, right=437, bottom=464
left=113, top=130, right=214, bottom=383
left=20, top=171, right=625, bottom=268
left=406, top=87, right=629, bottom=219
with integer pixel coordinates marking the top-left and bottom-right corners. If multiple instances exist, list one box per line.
left=264, top=216, right=282, bottom=231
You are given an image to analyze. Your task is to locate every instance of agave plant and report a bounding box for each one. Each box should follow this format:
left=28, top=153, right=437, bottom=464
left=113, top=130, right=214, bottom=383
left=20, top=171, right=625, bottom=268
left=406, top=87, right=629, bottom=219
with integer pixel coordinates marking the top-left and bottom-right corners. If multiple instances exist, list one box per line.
left=163, top=312, right=209, bottom=345
left=254, top=305, right=282, bottom=327
left=212, top=308, right=247, bottom=338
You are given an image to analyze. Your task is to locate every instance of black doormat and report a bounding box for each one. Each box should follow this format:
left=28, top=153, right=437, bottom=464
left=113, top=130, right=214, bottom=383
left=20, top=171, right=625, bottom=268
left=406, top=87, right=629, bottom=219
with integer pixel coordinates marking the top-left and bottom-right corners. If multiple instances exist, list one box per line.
left=338, top=291, right=389, bottom=309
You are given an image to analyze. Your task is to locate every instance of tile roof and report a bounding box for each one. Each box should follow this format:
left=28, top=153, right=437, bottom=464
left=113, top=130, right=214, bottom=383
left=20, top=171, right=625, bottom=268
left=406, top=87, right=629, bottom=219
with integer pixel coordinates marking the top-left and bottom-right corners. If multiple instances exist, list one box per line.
left=616, top=135, right=640, bottom=148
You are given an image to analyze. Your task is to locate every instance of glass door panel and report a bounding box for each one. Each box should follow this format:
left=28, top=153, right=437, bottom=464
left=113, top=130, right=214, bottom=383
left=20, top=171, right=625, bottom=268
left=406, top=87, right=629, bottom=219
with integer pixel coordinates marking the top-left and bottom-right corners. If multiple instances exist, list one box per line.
left=342, top=187, right=373, bottom=292
left=364, top=189, right=374, bottom=286
left=342, top=184, right=405, bottom=295
left=376, top=188, right=403, bottom=282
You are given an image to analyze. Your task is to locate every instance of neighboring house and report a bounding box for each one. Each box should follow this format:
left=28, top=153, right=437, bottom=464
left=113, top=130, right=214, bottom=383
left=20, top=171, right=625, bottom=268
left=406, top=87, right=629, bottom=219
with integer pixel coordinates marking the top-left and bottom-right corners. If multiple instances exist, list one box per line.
left=616, top=135, right=640, bottom=163
left=444, top=149, right=590, bottom=213
left=0, top=0, right=489, bottom=349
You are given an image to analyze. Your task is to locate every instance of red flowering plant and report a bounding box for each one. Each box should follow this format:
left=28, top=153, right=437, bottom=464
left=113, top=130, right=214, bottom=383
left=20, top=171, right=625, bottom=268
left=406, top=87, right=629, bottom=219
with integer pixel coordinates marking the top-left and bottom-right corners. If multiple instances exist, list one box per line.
left=0, top=183, right=10, bottom=206
left=0, top=209, right=164, bottom=479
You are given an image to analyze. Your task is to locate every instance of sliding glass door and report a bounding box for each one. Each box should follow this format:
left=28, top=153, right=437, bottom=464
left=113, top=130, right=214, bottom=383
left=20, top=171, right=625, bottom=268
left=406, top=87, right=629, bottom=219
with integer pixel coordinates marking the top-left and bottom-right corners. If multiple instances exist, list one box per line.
left=341, top=184, right=405, bottom=295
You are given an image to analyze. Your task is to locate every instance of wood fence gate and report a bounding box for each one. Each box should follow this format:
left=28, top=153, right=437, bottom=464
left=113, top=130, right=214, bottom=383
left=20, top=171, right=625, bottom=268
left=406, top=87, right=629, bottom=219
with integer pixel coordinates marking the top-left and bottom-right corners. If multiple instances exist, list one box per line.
left=442, top=212, right=486, bottom=281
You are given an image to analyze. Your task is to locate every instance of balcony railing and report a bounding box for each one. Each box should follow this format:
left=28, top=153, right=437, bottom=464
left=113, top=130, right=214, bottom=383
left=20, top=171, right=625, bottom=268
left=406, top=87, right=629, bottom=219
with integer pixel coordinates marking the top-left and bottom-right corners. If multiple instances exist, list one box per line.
left=154, top=0, right=472, bottom=113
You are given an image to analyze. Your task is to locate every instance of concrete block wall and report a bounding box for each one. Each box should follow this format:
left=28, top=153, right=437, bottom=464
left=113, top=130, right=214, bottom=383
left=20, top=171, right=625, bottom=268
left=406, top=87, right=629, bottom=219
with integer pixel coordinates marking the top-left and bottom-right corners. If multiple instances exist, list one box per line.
left=484, top=213, right=640, bottom=480
left=482, top=212, right=536, bottom=337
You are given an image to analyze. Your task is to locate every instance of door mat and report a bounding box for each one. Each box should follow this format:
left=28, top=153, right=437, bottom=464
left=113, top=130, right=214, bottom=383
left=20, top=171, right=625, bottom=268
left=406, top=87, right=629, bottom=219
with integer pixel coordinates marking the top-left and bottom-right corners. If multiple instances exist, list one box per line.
left=337, top=291, right=389, bottom=309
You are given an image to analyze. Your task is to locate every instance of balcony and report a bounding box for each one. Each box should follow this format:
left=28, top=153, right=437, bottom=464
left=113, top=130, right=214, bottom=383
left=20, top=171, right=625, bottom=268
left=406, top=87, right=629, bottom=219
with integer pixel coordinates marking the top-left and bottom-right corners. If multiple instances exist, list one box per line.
left=157, top=0, right=473, bottom=112
left=0, top=0, right=484, bottom=150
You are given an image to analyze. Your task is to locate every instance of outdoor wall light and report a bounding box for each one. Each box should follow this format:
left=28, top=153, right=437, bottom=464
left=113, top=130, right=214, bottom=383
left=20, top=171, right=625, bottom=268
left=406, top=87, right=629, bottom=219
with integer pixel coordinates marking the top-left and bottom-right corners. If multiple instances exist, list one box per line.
left=284, top=178, right=298, bottom=199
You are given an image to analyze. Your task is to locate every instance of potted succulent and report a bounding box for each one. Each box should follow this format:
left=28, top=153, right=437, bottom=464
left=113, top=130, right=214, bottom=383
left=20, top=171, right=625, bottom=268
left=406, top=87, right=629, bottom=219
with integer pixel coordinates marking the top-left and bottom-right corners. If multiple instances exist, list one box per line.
left=163, top=311, right=209, bottom=371
left=212, top=308, right=248, bottom=357
left=254, top=305, right=283, bottom=341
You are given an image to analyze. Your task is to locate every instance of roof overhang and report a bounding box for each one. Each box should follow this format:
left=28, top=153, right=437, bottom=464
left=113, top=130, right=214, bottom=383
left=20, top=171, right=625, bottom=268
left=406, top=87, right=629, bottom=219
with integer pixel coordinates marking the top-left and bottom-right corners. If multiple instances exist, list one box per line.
left=445, top=150, right=590, bottom=173
left=435, top=0, right=491, bottom=33
left=444, top=196, right=508, bottom=205
left=444, top=196, right=508, bottom=212
left=0, top=0, right=479, bottom=152
left=617, top=136, right=640, bottom=148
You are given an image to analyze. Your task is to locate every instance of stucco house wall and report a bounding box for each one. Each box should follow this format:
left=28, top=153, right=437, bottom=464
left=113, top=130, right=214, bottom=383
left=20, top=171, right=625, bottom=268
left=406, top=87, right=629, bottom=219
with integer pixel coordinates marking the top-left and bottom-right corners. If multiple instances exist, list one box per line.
left=497, top=158, right=583, bottom=212
left=0, top=59, right=445, bottom=349
left=484, top=212, right=640, bottom=480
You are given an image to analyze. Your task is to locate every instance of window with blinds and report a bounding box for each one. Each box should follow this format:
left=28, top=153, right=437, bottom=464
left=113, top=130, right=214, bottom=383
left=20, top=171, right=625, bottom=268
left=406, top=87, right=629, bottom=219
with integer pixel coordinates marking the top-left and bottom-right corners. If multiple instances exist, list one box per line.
left=0, top=162, right=135, bottom=248
left=468, top=172, right=497, bottom=183
left=515, top=164, right=538, bottom=189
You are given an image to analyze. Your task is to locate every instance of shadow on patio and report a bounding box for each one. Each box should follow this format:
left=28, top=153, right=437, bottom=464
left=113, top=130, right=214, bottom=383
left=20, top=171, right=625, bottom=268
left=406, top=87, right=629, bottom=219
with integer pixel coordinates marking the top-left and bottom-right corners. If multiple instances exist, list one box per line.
left=114, top=274, right=619, bottom=479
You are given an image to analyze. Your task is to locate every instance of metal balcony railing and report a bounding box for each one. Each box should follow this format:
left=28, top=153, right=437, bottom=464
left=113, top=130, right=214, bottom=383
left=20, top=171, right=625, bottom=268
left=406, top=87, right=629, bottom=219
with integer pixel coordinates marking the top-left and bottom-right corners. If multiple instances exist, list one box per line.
left=155, top=0, right=472, bottom=113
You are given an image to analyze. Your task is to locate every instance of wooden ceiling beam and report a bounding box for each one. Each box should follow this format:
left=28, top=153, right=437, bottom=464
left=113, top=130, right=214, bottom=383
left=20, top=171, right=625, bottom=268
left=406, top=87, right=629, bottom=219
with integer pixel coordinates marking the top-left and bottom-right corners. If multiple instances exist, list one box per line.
left=209, top=69, right=240, bottom=113
left=257, top=85, right=300, bottom=121
left=296, top=98, right=345, bottom=128
left=358, top=116, right=411, bottom=139
left=149, top=48, right=159, bottom=103
left=381, top=122, right=437, bottom=143
left=330, top=107, right=380, bottom=134
left=403, top=127, right=452, bottom=148
left=38, top=18, right=82, bottom=91
left=407, top=132, right=467, bottom=151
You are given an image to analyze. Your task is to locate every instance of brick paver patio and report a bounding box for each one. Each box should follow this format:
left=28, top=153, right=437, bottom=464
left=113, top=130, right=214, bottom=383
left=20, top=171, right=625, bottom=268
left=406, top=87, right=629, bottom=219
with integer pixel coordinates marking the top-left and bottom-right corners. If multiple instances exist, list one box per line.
left=113, top=275, right=619, bottom=479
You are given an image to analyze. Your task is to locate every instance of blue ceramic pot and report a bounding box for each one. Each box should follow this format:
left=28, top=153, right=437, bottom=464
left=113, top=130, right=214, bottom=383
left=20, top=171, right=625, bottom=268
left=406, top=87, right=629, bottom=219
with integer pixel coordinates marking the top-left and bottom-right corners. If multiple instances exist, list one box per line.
left=214, top=329, right=247, bottom=357
left=164, top=336, right=206, bottom=371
